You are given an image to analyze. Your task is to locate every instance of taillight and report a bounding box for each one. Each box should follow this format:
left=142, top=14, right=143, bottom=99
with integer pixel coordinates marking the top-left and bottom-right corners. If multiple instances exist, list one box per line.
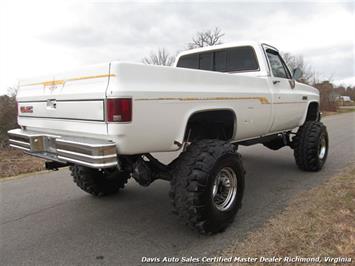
left=106, top=98, right=132, bottom=122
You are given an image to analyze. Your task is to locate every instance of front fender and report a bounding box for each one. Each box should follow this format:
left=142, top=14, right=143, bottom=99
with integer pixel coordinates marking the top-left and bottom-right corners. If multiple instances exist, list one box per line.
left=299, top=101, right=320, bottom=125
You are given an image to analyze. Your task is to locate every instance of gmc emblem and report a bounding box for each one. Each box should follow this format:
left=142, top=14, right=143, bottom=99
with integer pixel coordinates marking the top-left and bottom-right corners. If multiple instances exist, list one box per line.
left=20, top=106, right=33, bottom=113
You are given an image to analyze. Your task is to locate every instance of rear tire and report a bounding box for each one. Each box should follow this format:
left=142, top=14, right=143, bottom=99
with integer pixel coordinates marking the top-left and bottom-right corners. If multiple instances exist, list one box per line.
left=169, top=139, right=245, bottom=234
left=293, top=121, right=329, bottom=171
left=70, top=165, right=130, bottom=197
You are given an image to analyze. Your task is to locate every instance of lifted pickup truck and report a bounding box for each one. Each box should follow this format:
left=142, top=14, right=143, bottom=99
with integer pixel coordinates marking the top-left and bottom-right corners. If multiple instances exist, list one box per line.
left=8, top=41, right=328, bottom=234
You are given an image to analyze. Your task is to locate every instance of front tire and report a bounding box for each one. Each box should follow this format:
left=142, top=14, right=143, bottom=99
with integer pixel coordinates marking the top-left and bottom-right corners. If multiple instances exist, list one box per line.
left=293, top=121, right=329, bottom=171
left=169, top=139, right=245, bottom=234
left=70, top=165, right=130, bottom=197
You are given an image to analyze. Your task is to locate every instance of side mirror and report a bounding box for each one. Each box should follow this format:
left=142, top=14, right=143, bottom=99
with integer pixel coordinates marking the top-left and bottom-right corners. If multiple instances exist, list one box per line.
left=293, top=67, right=302, bottom=80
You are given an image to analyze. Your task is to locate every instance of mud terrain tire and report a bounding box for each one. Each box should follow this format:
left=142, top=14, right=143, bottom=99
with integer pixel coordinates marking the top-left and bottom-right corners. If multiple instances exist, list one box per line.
left=70, top=165, right=129, bottom=196
left=293, top=121, right=329, bottom=171
left=169, top=139, right=245, bottom=234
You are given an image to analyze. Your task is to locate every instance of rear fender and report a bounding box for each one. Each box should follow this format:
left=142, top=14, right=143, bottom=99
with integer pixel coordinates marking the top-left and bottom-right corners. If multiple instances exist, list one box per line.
left=177, top=108, right=237, bottom=144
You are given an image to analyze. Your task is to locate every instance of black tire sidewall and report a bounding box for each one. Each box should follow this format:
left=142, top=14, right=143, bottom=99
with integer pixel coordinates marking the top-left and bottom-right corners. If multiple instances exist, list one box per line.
left=204, top=154, right=244, bottom=232
left=294, top=121, right=329, bottom=171
left=70, top=165, right=129, bottom=196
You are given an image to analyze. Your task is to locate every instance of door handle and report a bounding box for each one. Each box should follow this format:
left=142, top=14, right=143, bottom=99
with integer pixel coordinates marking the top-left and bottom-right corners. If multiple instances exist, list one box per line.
left=273, top=80, right=280, bottom=85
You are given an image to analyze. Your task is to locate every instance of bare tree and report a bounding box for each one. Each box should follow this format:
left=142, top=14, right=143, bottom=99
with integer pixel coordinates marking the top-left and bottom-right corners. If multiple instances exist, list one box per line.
left=187, top=27, right=225, bottom=49
left=314, top=81, right=338, bottom=112
left=142, top=48, right=175, bottom=66
left=282, top=52, right=315, bottom=84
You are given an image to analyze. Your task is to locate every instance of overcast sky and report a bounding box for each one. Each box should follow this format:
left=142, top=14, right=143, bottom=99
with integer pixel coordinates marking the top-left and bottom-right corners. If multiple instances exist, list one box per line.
left=0, top=0, right=354, bottom=94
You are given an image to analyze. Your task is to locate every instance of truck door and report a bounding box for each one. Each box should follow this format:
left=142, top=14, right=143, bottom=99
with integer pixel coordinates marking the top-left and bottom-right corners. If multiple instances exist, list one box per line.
left=264, top=47, right=300, bottom=132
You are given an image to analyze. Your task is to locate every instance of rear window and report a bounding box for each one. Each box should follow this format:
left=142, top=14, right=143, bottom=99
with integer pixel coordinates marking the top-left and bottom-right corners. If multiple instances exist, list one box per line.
left=176, top=54, right=198, bottom=69
left=199, top=52, right=213, bottom=70
left=227, top=47, right=259, bottom=71
left=177, top=46, right=259, bottom=72
left=214, top=50, right=227, bottom=72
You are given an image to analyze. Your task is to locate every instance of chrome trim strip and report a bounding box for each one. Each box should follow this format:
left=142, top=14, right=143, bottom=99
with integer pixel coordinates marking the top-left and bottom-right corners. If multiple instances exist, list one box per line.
left=56, top=138, right=115, bottom=148
left=8, top=128, right=118, bottom=169
left=26, top=152, right=67, bottom=163
left=57, top=155, right=117, bottom=168
left=8, top=132, right=30, bottom=139
left=9, top=139, right=30, bottom=146
left=8, top=129, right=60, bottom=139
left=9, top=144, right=30, bottom=151
left=56, top=149, right=116, bottom=159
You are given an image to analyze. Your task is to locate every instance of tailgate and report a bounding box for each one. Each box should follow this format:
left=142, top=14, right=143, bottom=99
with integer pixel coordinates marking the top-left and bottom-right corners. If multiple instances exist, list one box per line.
left=16, top=63, right=112, bottom=135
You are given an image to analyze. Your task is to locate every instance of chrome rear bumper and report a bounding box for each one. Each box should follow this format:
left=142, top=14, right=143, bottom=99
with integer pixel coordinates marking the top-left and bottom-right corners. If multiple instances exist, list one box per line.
left=8, top=129, right=117, bottom=168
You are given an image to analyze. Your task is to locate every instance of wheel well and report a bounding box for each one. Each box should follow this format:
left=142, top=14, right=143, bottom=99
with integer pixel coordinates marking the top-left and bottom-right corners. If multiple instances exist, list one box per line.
left=305, top=102, right=319, bottom=122
left=184, top=110, right=236, bottom=141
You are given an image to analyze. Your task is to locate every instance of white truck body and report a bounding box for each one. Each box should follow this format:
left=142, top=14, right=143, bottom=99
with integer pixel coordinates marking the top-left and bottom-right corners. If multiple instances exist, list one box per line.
left=9, top=41, right=319, bottom=167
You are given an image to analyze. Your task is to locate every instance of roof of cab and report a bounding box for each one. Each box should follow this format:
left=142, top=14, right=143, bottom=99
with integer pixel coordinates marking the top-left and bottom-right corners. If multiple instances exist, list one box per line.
left=176, top=41, right=278, bottom=59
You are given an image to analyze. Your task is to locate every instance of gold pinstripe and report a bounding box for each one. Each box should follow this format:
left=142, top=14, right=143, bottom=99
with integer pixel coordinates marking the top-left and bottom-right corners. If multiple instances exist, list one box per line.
left=22, top=74, right=116, bottom=87
left=135, top=96, right=271, bottom=104
left=135, top=97, right=307, bottom=105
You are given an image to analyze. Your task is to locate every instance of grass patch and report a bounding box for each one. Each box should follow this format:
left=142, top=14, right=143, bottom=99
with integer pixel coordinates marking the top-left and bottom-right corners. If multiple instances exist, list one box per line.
left=220, top=166, right=355, bottom=265
left=0, top=148, right=44, bottom=178
left=337, top=107, right=355, bottom=114
left=322, top=106, right=355, bottom=117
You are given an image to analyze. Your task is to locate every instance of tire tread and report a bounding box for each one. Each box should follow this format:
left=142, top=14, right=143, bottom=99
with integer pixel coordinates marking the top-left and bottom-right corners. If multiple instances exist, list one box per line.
left=70, top=165, right=129, bottom=197
left=169, top=139, right=245, bottom=234
left=293, top=121, right=328, bottom=171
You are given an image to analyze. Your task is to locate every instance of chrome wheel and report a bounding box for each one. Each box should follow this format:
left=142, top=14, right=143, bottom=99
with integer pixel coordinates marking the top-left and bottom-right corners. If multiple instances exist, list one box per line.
left=212, top=167, right=237, bottom=211
left=318, top=134, right=327, bottom=160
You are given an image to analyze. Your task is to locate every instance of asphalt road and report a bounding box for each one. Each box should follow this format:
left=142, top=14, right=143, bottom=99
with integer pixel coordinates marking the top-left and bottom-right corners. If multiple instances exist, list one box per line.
left=1, top=112, right=354, bottom=266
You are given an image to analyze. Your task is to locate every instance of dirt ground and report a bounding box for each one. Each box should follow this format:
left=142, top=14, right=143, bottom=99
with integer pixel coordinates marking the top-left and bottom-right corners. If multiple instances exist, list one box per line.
left=0, top=148, right=44, bottom=178
left=219, top=166, right=355, bottom=265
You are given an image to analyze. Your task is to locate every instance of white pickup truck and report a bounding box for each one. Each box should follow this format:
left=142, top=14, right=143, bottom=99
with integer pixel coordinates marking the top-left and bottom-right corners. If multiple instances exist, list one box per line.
left=8, top=41, right=328, bottom=234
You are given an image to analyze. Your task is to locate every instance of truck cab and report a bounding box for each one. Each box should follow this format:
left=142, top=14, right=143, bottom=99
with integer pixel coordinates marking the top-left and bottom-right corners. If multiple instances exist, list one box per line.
left=175, top=42, right=319, bottom=133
